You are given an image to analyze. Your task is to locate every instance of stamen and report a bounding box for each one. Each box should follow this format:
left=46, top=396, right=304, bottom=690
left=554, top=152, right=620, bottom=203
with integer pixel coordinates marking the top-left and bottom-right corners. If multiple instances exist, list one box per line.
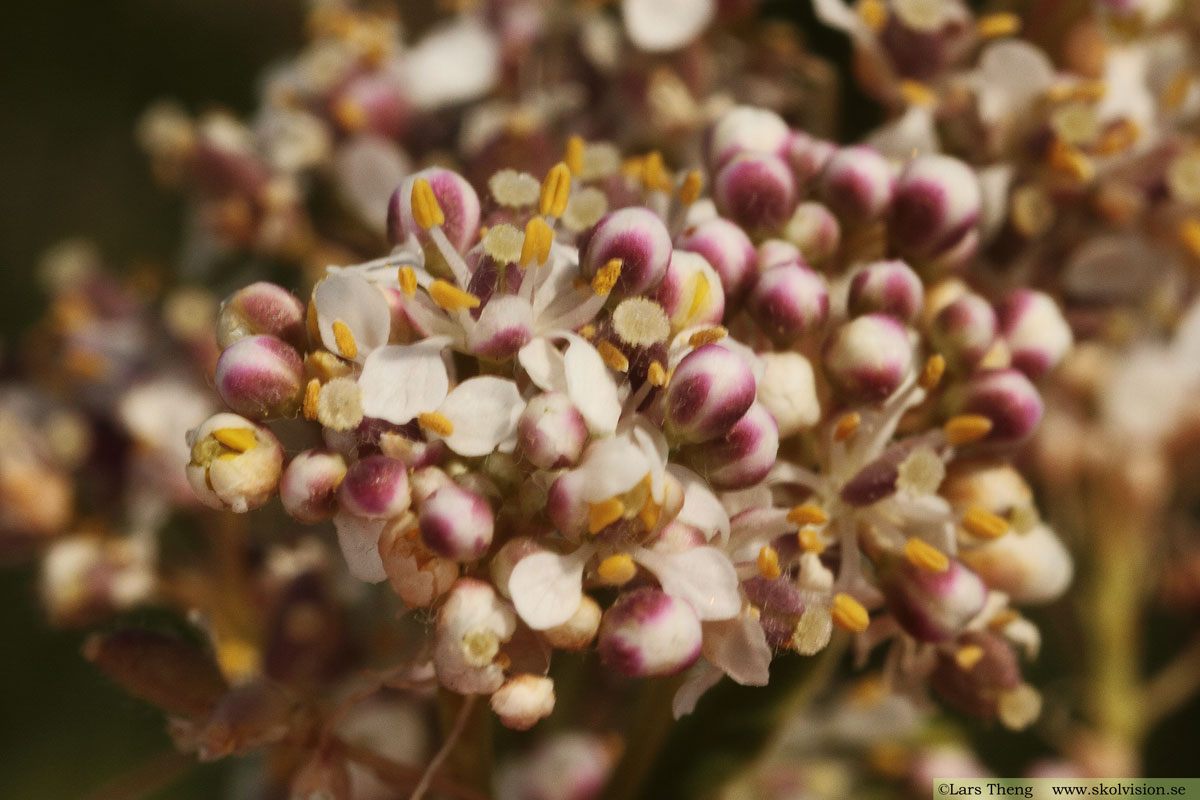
left=588, top=497, right=625, bottom=533
left=976, top=12, right=1021, bottom=38
left=562, top=186, right=609, bottom=232
left=418, top=411, right=455, bottom=437
left=903, top=538, right=949, bottom=572
left=331, top=320, right=358, bottom=359
left=637, top=495, right=661, bottom=530
left=591, top=258, right=623, bottom=296
left=962, top=506, right=1010, bottom=539
left=919, top=354, right=945, bottom=390
left=302, top=378, right=320, bottom=420
left=943, top=414, right=992, bottom=445
left=520, top=217, right=554, bottom=267
left=955, top=644, right=985, bottom=670
left=857, top=0, right=888, bottom=31
left=900, top=80, right=936, bottom=108
left=306, top=350, right=353, bottom=382
left=411, top=177, right=445, bottom=230
left=642, top=151, right=672, bottom=192
left=788, top=504, right=828, bottom=526
left=578, top=324, right=596, bottom=340
left=397, top=266, right=418, bottom=296
left=539, top=162, right=572, bottom=218
left=564, top=135, right=585, bottom=176
left=896, top=447, right=945, bottom=495
left=317, top=377, right=364, bottom=432
left=1011, top=185, right=1055, bottom=238
left=798, top=528, right=826, bottom=554
left=429, top=280, right=481, bottom=312
left=613, top=297, right=670, bottom=346
left=482, top=223, right=525, bottom=264
left=647, top=362, right=667, bottom=387
left=678, top=170, right=703, bottom=205
left=597, top=553, right=636, bottom=585
left=596, top=341, right=630, bottom=372
left=213, top=427, right=256, bottom=453
left=831, top=592, right=870, bottom=633
left=1048, top=140, right=1095, bottom=183
left=687, top=326, right=727, bottom=348
left=834, top=412, right=861, bottom=442
left=757, top=545, right=782, bottom=580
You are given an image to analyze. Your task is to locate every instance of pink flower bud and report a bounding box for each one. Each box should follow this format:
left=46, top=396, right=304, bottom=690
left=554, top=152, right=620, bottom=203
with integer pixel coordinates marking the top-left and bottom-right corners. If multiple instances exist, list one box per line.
left=674, top=217, right=756, bottom=303
left=960, top=369, right=1044, bottom=445
left=929, top=293, right=998, bottom=371
left=187, top=413, right=284, bottom=513
left=419, top=483, right=495, bottom=561
left=819, top=146, right=894, bottom=222
left=786, top=131, right=836, bottom=186
left=547, top=469, right=589, bottom=540
left=337, top=455, right=411, bottom=519
left=518, top=392, right=588, bottom=469
left=880, top=556, right=988, bottom=642
left=331, top=72, right=409, bottom=139
left=714, top=152, right=797, bottom=233
left=215, top=335, right=305, bottom=419
left=216, top=281, right=306, bottom=350
left=387, top=167, right=480, bottom=251
left=654, top=251, right=726, bottom=330
left=663, top=344, right=757, bottom=443
left=847, top=260, right=924, bottom=323
left=747, top=261, right=830, bottom=345
left=996, top=289, right=1072, bottom=378
left=823, top=314, right=913, bottom=402
left=708, top=106, right=790, bottom=168
left=684, top=402, right=779, bottom=490
left=784, top=201, right=841, bottom=264
left=597, top=588, right=702, bottom=677
left=280, top=450, right=348, bottom=524
left=930, top=632, right=1022, bottom=721
left=580, top=206, right=673, bottom=297
left=890, top=154, right=981, bottom=260
left=491, top=674, right=556, bottom=730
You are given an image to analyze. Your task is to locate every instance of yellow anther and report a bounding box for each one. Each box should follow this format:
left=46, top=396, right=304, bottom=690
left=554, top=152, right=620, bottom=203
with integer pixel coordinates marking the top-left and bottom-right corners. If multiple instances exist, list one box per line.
left=647, top=361, right=667, bottom=387
left=596, top=340, right=630, bottom=372
left=564, top=135, right=585, bottom=176
left=788, top=504, right=828, bottom=527
left=962, top=506, right=1010, bottom=540
left=1180, top=219, right=1200, bottom=259
left=588, top=497, right=626, bottom=534
left=417, top=412, right=455, bottom=437
left=331, top=320, right=358, bottom=360
left=988, top=609, right=1020, bottom=631
left=903, top=538, right=950, bottom=572
left=857, top=0, right=887, bottom=31
left=303, top=378, right=321, bottom=420
left=1096, top=119, right=1140, bottom=155
left=798, top=527, right=826, bottom=554
left=539, top=162, right=572, bottom=217
left=429, top=280, right=481, bottom=312
left=520, top=216, right=554, bottom=267
left=1162, top=70, right=1191, bottom=112
left=831, top=593, right=870, bottom=633
left=955, top=644, right=986, bottom=670
left=621, top=156, right=645, bottom=179
left=213, top=427, right=256, bottom=453
left=686, top=271, right=712, bottom=322
left=332, top=97, right=367, bottom=132
left=642, top=150, right=672, bottom=192
left=578, top=324, right=596, bottom=340
left=638, top=494, right=662, bottom=531
left=1048, top=140, right=1095, bottom=183
left=834, top=412, right=861, bottom=442
left=411, top=177, right=445, bottom=230
left=943, top=414, right=993, bottom=446
left=678, top=170, right=704, bottom=205
left=597, top=553, right=637, bottom=585
left=215, top=637, right=260, bottom=684
left=688, top=326, right=727, bottom=348
left=976, top=12, right=1021, bottom=39
left=397, top=266, right=418, bottom=296
left=757, top=546, right=782, bottom=580
left=591, top=258, right=623, bottom=296
left=919, top=354, right=946, bottom=390
left=306, top=350, right=353, bottom=382
left=900, top=80, right=937, bottom=108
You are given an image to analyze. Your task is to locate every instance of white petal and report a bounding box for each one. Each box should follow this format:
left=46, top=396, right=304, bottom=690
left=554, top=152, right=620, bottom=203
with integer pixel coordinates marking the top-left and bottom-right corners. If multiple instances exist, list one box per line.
left=334, top=135, right=412, bottom=234
left=508, top=550, right=587, bottom=630
left=435, top=376, right=525, bottom=457
left=668, top=465, right=731, bottom=543
left=867, top=106, right=938, bottom=161
left=976, top=164, right=1014, bottom=242
left=976, top=41, right=1055, bottom=128
left=701, top=613, right=771, bottom=686
left=563, top=335, right=621, bottom=435
left=404, top=17, right=500, bottom=110
left=635, top=546, right=741, bottom=621
left=575, top=435, right=650, bottom=502
left=622, top=0, right=715, bottom=52
left=672, top=660, right=724, bottom=719
left=519, top=337, right=569, bottom=393
left=358, top=344, right=450, bottom=425
left=315, top=273, right=391, bottom=361
left=812, top=0, right=872, bottom=42
left=334, top=513, right=387, bottom=583
left=632, top=420, right=669, bottom=502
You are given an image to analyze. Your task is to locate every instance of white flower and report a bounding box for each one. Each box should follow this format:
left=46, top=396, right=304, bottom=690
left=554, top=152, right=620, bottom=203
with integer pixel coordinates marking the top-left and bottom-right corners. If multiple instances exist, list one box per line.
left=621, top=0, right=715, bottom=53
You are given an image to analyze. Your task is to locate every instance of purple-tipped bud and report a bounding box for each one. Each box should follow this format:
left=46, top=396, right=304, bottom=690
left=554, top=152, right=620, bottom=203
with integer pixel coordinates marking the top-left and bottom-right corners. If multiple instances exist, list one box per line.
left=786, top=131, right=836, bottom=186
left=466, top=294, right=534, bottom=360
left=823, top=314, right=913, bottom=403
left=547, top=469, right=589, bottom=540
left=819, top=146, right=895, bottom=222
left=580, top=207, right=672, bottom=297
left=930, top=632, right=1022, bottom=721
left=216, top=282, right=306, bottom=350
left=757, top=239, right=802, bottom=270
left=419, top=484, right=495, bottom=561
left=597, top=588, right=702, bottom=677
left=929, top=293, right=998, bottom=371
left=675, top=217, right=757, bottom=303
left=880, top=556, right=988, bottom=642
left=784, top=201, right=841, bottom=264
left=847, top=260, right=924, bottom=323
left=337, top=455, right=411, bottom=519
left=664, top=344, right=757, bottom=443
left=215, top=335, right=305, bottom=420
left=279, top=450, right=347, bottom=524
left=388, top=167, right=481, bottom=251
left=518, top=392, right=589, bottom=470
left=654, top=250, right=726, bottom=331
left=960, top=369, right=1044, bottom=445
left=890, top=154, right=981, bottom=260
left=708, top=106, right=790, bottom=168
left=996, top=290, right=1072, bottom=378
left=747, top=261, right=830, bottom=345
left=186, top=413, right=284, bottom=513
left=685, top=402, right=779, bottom=490
left=714, top=152, right=796, bottom=233
left=332, top=72, right=409, bottom=139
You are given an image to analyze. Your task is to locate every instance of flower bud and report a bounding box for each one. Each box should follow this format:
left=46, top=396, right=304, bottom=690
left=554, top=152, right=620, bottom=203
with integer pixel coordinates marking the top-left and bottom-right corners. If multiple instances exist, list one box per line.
left=387, top=166, right=481, bottom=251
left=419, top=483, right=495, bottom=561
left=547, top=469, right=589, bottom=539
left=819, top=145, right=894, bottom=222
left=491, top=674, right=556, bottom=730
left=543, top=595, right=603, bottom=650
left=580, top=206, right=673, bottom=297
left=434, top=578, right=516, bottom=695
left=890, top=154, right=981, bottom=260
left=847, top=260, right=924, bottom=324
left=187, top=413, right=284, bottom=513
left=930, top=632, right=1023, bottom=722
left=782, top=201, right=841, bottom=264
left=823, top=314, right=913, bottom=403
left=216, top=281, right=306, bottom=350
left=684, top=402, right=779, bottom=490
left=280, top=450, right=347, bottom=524
left=518, top=392, right=589, bottom=470
left=653, top=251, right=725, bottom=332
left=215, top=335, right=305, bottom=419
left=960, top=369, right=1044, bottom=445
left=337, top=455, right=411, bottom=519
left=786, top=132, right=836, bottom=186
left=708, top=106, right=790, bottom=168
left=940, top=459, right=1034, bottom=522
left=332, top=72, right=409, bottom=139
left=714, top=152, right=796, bottom=232
left=756, top=352, right=821, bottom=437
left=747, top=261, right=830, bottom=345
left=674, top=217, right=757, bottom=304
left=960, top=523, right=1073, bottom=605
left=996, top=290, right=1072, bottom=378
left=597, top=588, right=702, bottom=677
left=379, top=519, right=459, bottom=607
left=879, top=556, right=988, bottom=642
left=663, top=343, right=757, bottom=444
left=929, top=293, right=998, bottom=371
left=757, top=238, right=802, bottom=270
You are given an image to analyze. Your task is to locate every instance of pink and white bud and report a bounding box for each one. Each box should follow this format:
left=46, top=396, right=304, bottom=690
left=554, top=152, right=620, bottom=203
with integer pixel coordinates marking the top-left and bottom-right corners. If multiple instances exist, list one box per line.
left=216, top=281, right=306, bottom=350
left=756, top=352, right=821, bottom=437
left=337, top=455, right=411, bottom=519
left=547, top=469, right=590, bottom=540
left=879, top=556, right=988, bottom=642
left=518, top=392, right=589, bottom=470
left=847, top=260, right=924, bottom=324
left=996, top=290, right=1072, bottom=378
left=491, top=674, right=555, bottom=730
left=708, top=106, right=790, bottom=168
left=757, top=239, right=802, bottom=270
left=823, top=314, right=914, bottom=403
left=819, top=146, right=895, bottom=222
left=279, top=450, right=347, bottom=524
left=930, top=632, right=1023, bottom=722
left=580, top=206, right=673, bottom=297
left=215, top=335, right=305, bottom=419
left=419, top=483, right=495, bottom=561
left=783, top=201, right=841, bottom=264
left=929, top=293, right=998, bottom=371
left=186, top=413, right=284, bottom=513
left=434, top=578, right=516, bottom=695
left=467, top=295, right=534, bottom=360
left=714, top=152, right=797, bottom=233
left=960, top=523, right=1073, bottom=605
left=597, top=588, right=702, bottom=677
left=675, top=217, right=757, bottom=304
left=387, top=167, right=481, bottom=251
left=960, top=369, right=1044, bottom=445
left=653, top=250, right=726, bottom=332
left=747, top=261, right=830, bottom=345
left=890, top=154, right=981, bottom=260
left=786, top=131, right=836, bottom=186
left=663, top=343, right=757, bottom=444
left=331, top=72, right=409, bottom=139
left=685, top=402, right=779, bottom=490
